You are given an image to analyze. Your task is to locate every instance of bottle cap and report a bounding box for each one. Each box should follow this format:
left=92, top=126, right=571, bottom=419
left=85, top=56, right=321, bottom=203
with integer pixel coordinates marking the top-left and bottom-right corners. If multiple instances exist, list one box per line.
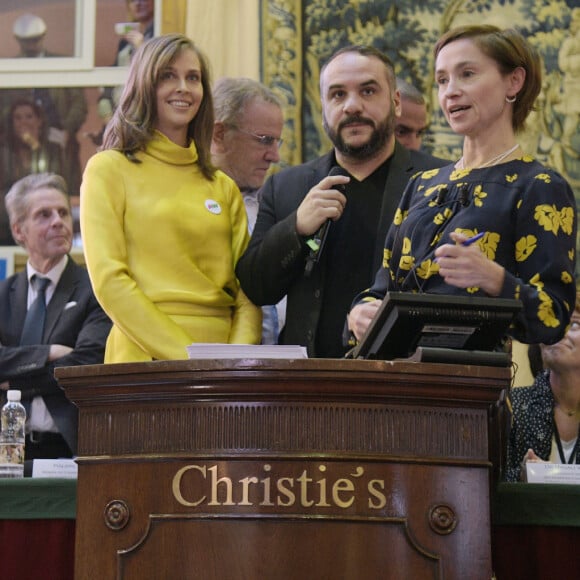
left=6, top=390, right=22, bottom=402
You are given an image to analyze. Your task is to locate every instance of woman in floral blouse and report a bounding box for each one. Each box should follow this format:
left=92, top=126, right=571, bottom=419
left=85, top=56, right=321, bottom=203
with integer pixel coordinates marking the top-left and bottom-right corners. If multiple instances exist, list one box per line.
left=348, top=25, right=576, bottom=346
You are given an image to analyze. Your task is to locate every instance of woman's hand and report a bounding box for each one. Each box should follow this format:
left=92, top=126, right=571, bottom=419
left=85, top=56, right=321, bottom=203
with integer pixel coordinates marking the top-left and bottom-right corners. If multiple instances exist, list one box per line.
left=348, top=300, right=382, bottom=341
left=21, top=131, right=40, bottom=151
left=434, top=232, right=505, bottom=296
left=519, top=448, right=547, bottom=481
left=125, top=30, right=145, bottom=50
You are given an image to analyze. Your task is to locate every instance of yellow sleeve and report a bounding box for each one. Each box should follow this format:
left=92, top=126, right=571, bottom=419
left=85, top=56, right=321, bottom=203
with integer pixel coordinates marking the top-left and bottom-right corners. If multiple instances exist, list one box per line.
left=80, top=152, right=193, bottom=360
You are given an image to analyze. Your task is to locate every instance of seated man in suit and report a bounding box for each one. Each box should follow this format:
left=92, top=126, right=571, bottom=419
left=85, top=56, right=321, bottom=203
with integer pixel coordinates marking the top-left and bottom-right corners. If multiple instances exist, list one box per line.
left=0, top=173, right=111, bottom=459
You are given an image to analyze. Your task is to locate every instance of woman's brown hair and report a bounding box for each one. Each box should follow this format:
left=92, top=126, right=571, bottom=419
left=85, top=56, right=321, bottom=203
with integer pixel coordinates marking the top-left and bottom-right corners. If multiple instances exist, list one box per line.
left=434, top=25, right=542, bottom=133
left=101, top=33, right=216, bottom=179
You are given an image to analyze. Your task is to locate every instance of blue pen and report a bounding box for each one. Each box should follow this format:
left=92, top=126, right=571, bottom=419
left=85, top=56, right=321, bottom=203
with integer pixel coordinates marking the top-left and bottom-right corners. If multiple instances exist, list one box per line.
left=462, top=232, right=485, bottom=246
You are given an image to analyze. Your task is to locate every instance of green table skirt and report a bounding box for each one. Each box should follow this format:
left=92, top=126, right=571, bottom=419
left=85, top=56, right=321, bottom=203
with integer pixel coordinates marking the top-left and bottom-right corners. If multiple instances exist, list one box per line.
left=493, top=482, right=580, bottom=527
left=0, top=478, right=76, bottom=520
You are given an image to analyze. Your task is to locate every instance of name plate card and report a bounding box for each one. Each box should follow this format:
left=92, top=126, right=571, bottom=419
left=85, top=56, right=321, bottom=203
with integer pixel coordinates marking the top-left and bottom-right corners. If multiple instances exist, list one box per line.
left=526, top=462, right=580, bottom=485
left=32, top=458, right=78, bottom=479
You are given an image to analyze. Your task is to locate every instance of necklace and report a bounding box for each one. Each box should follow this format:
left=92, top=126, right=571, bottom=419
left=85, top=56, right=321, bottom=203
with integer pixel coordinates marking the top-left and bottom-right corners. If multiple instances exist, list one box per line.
left=456, top=143, right=520, bottom=170
left=552, top=412, right=580, bottom=464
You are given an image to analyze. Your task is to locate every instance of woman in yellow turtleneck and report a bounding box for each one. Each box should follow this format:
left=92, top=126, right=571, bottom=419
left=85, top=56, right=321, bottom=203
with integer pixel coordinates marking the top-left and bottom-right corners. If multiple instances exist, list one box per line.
left=80, top=34, right=261, bottom=363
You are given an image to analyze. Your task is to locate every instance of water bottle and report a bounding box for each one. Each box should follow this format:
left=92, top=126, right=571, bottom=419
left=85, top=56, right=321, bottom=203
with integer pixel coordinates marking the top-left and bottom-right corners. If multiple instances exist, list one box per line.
left=0, top=390, right=27, bottom=478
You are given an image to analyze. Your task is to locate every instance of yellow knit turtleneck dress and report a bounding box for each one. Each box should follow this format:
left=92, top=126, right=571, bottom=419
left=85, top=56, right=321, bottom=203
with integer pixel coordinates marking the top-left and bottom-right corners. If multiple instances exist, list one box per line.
left=80, top=131, right=261, bottom=363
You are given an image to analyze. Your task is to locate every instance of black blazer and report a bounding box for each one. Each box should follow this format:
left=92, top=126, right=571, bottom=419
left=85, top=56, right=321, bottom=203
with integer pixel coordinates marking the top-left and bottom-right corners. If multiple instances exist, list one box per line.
left=0, top=257, right=111, bottom=453
left=236, top=143, right=449, bottom=356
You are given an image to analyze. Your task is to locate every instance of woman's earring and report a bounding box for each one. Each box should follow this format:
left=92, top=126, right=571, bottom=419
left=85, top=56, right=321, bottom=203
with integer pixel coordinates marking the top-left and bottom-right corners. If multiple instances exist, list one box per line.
left=506, top=95, right=516, bottom=103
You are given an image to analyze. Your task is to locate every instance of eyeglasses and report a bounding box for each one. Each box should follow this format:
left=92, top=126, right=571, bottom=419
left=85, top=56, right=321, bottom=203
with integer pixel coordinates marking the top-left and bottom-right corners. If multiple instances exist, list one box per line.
left=395, top=125, right=427, bottom=139
left=234, top=127, right=283, bottom=148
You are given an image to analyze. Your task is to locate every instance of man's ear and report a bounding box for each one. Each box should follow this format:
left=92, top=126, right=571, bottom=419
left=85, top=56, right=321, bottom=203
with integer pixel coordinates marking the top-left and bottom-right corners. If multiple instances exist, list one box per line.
left=11, top=222, right=24, bottom=246
left=393, top=89, right=402, bottom=119
left=212, top=121, right=227, bottom=152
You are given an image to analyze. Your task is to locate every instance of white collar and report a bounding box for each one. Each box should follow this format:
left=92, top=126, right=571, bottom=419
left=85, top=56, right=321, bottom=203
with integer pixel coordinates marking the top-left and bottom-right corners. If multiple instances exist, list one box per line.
left=26, top=255, right=68, bottom=288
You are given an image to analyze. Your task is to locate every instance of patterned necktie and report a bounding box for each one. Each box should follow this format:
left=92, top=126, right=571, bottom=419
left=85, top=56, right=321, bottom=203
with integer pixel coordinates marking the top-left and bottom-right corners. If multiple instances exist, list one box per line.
left=20, top=276, right=51, bottom=345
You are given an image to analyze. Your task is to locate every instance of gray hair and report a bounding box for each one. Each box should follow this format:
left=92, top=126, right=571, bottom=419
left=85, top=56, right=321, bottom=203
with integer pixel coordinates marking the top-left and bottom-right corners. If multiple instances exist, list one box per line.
left=396, top=78, right=425, bottom=105
left=213, top=77, right=282, bottom=127
left=5, top=172, right=69, bottom=226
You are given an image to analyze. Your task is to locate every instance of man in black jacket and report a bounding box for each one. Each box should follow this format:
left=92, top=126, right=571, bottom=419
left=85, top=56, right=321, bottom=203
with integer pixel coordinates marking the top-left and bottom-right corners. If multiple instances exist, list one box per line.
left=236, top=45, right=447, bottom=357
left=0, top=173, right=111, bottom=459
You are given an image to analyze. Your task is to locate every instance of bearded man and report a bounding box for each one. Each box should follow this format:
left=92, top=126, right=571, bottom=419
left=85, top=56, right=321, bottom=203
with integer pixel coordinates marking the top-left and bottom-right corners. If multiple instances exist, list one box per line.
left=236, top=45, right=446, bottom=357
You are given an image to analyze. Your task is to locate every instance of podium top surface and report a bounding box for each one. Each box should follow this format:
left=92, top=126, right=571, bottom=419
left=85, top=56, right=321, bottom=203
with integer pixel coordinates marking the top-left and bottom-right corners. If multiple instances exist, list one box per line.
left=55, top=358, right=510, bottom=408
left=56, top=356, right=510, bottom=379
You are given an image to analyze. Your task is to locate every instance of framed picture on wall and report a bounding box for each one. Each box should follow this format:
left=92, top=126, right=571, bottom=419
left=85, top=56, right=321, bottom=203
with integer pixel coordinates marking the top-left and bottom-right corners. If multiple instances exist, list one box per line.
left=0, top=0, right=95, bottom=72
left=0, top=0, right=164, bottom=247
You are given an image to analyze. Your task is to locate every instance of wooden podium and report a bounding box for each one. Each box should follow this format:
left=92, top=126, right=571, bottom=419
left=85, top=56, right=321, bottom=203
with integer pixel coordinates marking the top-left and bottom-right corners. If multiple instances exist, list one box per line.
left=56, top=358, right=509, bottom=580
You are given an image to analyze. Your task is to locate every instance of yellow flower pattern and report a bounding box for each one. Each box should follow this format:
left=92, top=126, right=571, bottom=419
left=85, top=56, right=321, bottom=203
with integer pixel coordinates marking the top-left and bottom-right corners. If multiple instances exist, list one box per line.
left=398, top=255, right=415, bottom=271
left=537, top=290, right=559, bottom=328
left=529, top=273, right=543, bottom=291
left=433, top=207, right=453, bottom=225
left=420, top=168, right=441, bottom=180
left=373, top=159, right=577, bottom=343
left=450, top=168, right=470, bottom=180
left=382, top=248, right=392, bottom=269
left=472, top=184, right=487, bottom=207
left=393, top=208, right=406, bottom=226
left=515, top=235, right=537, bottom=262
left=534, top=205, right=574, bottom=235
left=416, top=259, right=439, bottom=280
left=430, top=231, right=444, bottom=247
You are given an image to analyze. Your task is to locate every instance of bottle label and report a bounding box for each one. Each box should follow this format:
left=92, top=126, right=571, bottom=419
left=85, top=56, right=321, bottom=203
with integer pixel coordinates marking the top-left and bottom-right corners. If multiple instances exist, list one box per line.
left=0, top=442, right=25, bottom=465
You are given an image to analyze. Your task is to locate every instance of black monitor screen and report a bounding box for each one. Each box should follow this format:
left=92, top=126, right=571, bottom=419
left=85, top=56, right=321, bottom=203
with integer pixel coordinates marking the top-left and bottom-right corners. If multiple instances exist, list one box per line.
left=350, top=292, right=522, bottom=364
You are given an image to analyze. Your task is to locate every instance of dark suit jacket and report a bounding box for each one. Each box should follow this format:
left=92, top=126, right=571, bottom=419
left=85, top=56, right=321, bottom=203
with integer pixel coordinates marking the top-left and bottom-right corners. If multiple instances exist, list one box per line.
left=0, top=257, right=111, bottom=454
left=236, top=143, right=449, bottom=356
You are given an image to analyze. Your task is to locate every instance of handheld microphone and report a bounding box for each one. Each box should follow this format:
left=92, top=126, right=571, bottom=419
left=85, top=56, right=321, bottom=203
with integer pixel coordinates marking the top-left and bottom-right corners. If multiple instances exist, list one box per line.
left=304, top=166, right=349, bottom=277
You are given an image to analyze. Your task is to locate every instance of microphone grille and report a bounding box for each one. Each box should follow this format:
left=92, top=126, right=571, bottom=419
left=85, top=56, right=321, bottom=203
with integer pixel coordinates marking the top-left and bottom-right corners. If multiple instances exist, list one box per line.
left=328, top=166, right=350, bottom=178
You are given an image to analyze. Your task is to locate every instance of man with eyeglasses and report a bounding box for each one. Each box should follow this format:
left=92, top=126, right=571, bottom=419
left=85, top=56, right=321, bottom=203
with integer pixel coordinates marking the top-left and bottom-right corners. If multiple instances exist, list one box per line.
left=212, top=77, right=285, bottom=344
left=236, top=46, right=447, bottom=358
left=394, top=78, right=429, bottom=151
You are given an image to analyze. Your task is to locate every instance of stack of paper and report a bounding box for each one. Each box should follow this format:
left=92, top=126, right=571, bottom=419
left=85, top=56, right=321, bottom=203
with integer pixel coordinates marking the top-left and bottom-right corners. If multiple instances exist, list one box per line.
left=186, top=343, right=308, bottom=359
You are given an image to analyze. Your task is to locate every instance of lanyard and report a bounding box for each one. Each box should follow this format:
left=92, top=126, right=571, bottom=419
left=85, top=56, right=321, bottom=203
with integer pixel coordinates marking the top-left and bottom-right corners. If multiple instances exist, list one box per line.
left=553, top=413, right=580, bottom=464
